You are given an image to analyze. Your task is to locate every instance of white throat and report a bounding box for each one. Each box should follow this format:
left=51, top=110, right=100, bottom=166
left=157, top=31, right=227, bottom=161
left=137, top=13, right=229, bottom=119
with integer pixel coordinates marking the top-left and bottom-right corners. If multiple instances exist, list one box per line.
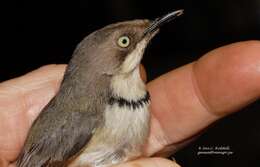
left=110, top=67, right=146, bottom=101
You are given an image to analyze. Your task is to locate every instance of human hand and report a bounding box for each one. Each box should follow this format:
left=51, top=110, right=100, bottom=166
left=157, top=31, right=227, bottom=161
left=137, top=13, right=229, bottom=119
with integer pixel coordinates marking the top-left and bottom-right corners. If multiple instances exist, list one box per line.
left=1, top=41, right=260, bottom=167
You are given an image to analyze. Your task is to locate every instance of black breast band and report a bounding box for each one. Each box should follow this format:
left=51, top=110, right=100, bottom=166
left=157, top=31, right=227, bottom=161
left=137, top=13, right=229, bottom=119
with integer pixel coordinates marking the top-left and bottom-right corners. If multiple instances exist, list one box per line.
left=108, top=91, right=150, bottom=110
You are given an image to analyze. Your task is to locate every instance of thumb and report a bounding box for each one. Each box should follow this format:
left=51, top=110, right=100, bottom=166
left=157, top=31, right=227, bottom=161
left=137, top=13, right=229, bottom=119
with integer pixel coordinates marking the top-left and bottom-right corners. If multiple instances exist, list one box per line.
left=115, top=158, right=181, bottom=167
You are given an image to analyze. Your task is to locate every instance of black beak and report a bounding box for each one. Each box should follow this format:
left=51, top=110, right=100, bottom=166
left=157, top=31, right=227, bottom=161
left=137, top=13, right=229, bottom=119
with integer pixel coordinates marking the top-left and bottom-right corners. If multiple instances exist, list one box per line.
left=143, top=9, right=184, bottom=36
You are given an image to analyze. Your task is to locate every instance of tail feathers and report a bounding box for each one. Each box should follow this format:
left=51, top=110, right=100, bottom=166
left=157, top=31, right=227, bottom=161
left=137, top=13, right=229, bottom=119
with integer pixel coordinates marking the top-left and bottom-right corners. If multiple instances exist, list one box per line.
left=16, top=150, right=66, bottom=167
left=16, top=142, right=48, bottom=167
left=16, top=152, right=49, bottom=167
left=16, top=154, right=67, bottom=167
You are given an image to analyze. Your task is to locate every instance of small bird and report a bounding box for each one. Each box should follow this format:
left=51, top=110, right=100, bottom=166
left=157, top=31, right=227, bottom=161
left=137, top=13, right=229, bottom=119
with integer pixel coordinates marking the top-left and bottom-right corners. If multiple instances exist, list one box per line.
left=17, top=9, right=184, bottom=167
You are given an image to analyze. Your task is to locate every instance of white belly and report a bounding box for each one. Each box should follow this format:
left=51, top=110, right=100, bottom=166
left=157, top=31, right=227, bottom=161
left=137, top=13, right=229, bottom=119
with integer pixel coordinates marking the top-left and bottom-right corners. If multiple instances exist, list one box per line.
left=69, top=102, right=150, bottom=167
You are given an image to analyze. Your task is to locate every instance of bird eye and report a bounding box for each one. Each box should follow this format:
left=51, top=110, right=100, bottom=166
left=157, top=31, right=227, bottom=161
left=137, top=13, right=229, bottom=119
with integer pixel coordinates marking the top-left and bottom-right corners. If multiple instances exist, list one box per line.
left=117, top=36, right=130, bottom=48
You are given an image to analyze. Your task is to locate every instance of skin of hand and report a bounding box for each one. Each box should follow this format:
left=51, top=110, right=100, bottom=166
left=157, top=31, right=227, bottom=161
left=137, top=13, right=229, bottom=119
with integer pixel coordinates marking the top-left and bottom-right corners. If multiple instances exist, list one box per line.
left=0, top=41, right=260, bottom=167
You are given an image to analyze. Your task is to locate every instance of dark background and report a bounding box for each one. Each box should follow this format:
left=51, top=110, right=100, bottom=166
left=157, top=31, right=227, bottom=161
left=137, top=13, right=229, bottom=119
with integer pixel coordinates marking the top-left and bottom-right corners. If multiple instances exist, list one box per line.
left=3, top=0, right=260, bottom=166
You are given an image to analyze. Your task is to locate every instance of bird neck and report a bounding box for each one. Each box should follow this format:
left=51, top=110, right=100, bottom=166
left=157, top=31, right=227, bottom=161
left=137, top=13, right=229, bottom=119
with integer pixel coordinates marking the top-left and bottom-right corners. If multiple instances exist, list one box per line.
left=110, top=67, right=147, bottom=101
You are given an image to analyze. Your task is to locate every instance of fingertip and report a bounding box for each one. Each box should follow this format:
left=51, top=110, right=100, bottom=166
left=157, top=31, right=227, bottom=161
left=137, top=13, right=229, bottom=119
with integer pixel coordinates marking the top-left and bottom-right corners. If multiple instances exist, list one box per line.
left=194, top=40, right=260, bottom=115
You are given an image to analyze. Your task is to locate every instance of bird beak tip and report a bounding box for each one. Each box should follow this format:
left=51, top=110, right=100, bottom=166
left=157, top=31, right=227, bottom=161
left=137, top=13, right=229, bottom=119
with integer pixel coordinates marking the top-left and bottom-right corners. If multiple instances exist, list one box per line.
left=143, top=9, right=184, bottom=37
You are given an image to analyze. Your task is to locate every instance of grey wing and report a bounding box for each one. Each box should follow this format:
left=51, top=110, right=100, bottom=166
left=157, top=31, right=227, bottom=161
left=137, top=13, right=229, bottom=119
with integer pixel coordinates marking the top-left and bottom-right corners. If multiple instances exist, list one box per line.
left=17, top=102, right=101, bottom=167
